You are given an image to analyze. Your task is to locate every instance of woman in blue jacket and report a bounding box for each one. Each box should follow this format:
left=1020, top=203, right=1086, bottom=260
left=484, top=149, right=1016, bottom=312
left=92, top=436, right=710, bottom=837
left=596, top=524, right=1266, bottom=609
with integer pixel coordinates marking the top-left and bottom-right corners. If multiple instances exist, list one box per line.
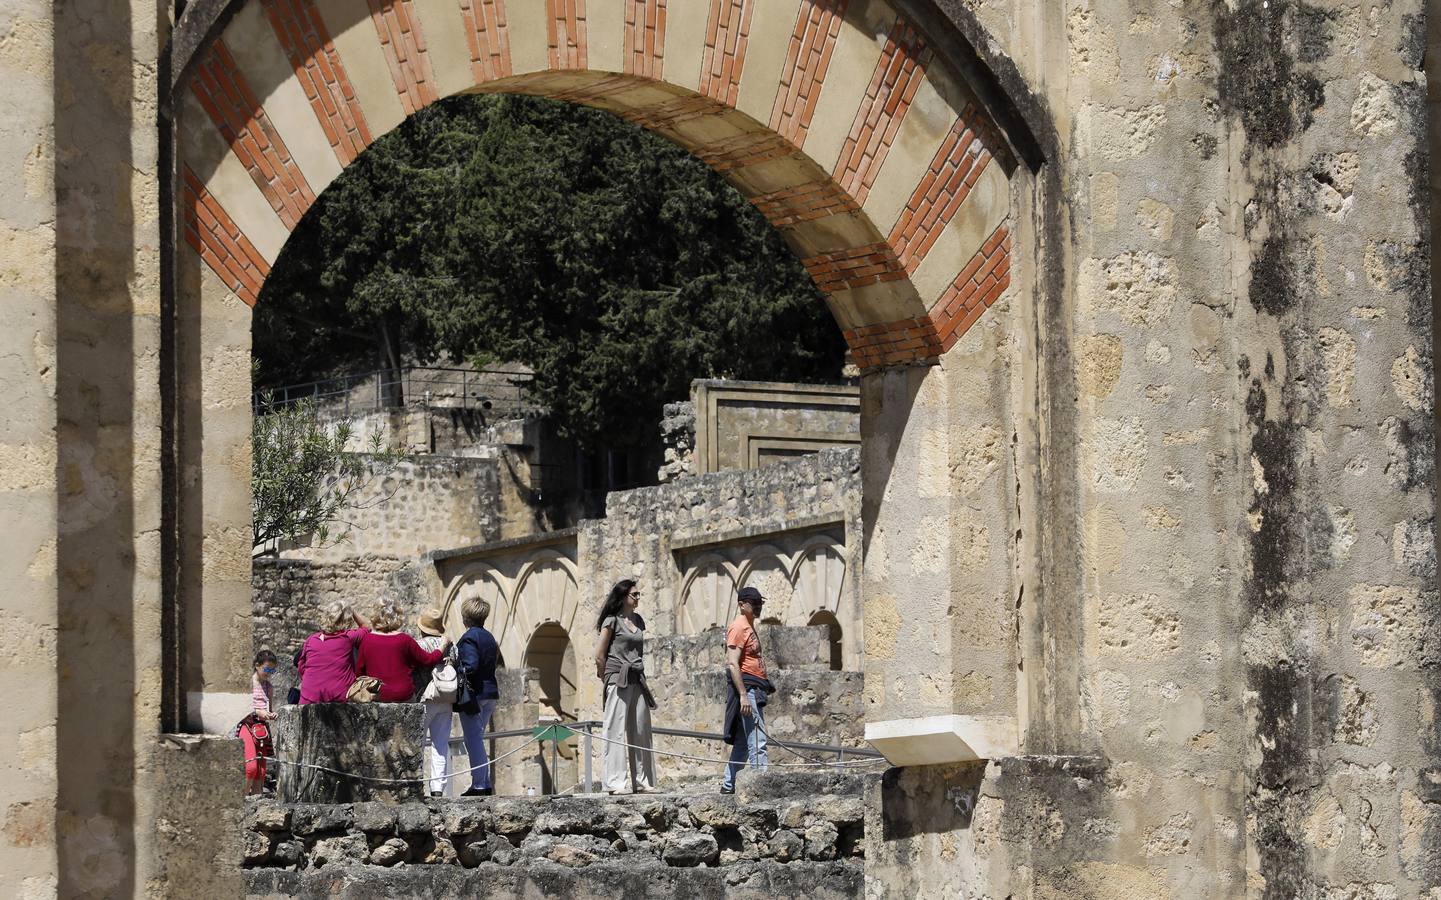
left=455, top=596, right=500, bottom=797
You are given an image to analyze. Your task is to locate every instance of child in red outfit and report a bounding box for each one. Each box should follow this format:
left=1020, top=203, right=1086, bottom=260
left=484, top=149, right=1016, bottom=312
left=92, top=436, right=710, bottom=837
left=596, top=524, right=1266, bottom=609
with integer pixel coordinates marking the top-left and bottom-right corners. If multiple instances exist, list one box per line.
left=239, top=650, right=277, bottom=795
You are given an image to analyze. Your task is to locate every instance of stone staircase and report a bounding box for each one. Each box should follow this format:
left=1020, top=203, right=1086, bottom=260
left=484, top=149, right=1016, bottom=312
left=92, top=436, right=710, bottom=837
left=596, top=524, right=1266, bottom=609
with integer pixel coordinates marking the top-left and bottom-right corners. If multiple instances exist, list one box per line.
left=243, top=772, right=867, bottom=899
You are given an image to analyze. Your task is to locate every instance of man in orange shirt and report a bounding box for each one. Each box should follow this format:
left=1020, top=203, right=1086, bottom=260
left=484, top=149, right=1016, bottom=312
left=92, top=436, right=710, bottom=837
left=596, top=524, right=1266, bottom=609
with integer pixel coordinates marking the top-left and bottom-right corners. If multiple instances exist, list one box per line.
left=721, top=586, right=774, bottom=794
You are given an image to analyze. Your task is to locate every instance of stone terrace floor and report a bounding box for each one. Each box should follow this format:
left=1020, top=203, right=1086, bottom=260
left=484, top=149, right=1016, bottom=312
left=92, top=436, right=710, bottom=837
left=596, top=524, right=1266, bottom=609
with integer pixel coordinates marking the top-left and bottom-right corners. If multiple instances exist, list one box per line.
left=243, top=772, right=868, bottom=899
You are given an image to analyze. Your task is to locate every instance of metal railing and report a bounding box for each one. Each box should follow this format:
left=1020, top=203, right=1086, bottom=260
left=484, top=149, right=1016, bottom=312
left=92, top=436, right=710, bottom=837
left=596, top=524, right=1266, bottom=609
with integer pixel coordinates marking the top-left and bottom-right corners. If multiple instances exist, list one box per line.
left=448, top=718, right=884, bottom=796
left=254, top=365, right=534, bottom=418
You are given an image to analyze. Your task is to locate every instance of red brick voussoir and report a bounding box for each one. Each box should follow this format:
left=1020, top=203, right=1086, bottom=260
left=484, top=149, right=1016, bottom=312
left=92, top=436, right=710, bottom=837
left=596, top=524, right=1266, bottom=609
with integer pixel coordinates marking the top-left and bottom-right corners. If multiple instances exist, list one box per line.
left=182, top=167, right=271, bottom=308
left=190, top=38, right=316, bottom=230
left=262, top=0, right=374, bottom=166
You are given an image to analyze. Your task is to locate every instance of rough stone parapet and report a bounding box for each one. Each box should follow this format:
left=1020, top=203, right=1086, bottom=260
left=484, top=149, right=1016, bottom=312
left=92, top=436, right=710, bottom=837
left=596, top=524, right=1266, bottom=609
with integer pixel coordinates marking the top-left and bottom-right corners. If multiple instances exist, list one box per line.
left=252, top=556, right=411, bottom=703
left=242, top=784, right=866, bottom=896
left=245, top=858, right=862, bottom=899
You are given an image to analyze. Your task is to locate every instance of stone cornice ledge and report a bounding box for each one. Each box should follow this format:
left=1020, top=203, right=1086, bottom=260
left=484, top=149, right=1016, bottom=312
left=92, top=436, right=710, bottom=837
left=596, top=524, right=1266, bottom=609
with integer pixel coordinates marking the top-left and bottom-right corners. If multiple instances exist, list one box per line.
left=865, top=715, right=1018, bottom=766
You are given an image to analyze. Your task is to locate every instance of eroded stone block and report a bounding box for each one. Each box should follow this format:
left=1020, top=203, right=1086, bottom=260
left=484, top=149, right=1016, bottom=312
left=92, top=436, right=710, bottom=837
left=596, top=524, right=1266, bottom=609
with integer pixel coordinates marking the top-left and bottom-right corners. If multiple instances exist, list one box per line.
left=273, top=703, right=425, bottom=803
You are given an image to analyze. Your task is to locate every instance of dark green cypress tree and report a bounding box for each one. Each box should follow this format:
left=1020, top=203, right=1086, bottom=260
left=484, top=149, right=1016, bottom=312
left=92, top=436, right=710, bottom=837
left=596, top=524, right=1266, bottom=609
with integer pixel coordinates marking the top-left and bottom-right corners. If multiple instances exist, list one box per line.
left=256, top=94, right=845, bottom=447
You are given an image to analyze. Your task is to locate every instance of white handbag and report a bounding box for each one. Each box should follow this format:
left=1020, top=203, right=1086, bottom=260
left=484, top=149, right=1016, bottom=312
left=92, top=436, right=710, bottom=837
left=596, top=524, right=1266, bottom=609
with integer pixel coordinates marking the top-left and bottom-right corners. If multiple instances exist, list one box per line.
left=422, top=655, right=459, bottom=703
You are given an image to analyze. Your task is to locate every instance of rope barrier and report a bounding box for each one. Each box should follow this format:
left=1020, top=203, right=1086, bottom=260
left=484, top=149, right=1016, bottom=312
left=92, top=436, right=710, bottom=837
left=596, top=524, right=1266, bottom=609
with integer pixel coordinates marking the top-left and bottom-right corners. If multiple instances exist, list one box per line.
left=242, top=717, right=885, bottom=793
left=244, top=732, right=541, bottom=785
left=583, top=727, right=886, bottom=771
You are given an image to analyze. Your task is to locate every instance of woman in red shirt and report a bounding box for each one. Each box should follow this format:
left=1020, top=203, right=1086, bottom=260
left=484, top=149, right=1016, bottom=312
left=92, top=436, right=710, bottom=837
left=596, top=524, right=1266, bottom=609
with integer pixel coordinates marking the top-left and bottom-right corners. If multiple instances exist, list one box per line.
left=356, top=599, right=448, bottom=702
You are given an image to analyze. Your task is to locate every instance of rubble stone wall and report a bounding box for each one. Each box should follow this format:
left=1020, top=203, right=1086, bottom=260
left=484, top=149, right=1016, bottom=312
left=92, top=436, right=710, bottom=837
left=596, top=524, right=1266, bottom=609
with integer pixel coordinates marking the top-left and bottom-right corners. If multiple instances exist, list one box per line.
left=241, top=774, right=866, bottom=899
left=277, top=455, right=503, bottom=562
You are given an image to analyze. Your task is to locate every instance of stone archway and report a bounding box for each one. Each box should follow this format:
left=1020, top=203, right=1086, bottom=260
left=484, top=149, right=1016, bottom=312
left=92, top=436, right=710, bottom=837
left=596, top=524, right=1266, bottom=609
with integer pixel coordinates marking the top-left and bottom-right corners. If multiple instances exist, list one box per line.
left=523, top=621, right=579, bottom=726
left=169, top=0, right=1047, bottom=773
left=179, top=0, right=1018, bottom=361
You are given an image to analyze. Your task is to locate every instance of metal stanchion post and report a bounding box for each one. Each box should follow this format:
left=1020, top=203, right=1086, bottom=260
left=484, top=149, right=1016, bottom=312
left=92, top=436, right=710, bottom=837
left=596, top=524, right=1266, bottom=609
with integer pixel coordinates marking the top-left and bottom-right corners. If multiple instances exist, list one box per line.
left=583, top=727, right=593, bottom=793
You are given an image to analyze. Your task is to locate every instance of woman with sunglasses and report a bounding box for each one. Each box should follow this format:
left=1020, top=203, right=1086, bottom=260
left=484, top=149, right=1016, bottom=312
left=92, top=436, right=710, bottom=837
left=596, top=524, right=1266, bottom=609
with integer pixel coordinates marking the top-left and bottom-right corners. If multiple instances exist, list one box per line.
left=592, top=580, right=657, bottom=794
left=240, top=649, right=278, bottom=795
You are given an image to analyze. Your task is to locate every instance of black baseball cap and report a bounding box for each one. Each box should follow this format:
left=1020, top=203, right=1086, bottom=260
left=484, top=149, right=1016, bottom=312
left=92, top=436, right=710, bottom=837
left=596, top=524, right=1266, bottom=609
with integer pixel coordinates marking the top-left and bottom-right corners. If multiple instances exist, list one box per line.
left=737, top=586, right=765, bottom=605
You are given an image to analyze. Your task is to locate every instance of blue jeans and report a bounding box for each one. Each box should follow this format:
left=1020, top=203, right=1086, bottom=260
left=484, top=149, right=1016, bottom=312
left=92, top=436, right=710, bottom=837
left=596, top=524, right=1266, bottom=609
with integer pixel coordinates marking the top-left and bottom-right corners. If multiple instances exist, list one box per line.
left=458, top=699, right=496, bottom=790
left=722, top=688, right=768, bottom=790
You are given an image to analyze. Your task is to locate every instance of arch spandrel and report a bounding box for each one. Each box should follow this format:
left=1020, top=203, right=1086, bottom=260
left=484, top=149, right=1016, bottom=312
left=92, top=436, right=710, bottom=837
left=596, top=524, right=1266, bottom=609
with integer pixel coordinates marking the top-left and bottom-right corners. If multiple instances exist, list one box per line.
left=178, top=0, right=1024, bottom=368
left=441, top=565, right=510, bottom=641
left=790, top=536, right=848, bottom=625
left=505, top=552, right=581, bottom=668
left=678, top=554, right=739, bottom=633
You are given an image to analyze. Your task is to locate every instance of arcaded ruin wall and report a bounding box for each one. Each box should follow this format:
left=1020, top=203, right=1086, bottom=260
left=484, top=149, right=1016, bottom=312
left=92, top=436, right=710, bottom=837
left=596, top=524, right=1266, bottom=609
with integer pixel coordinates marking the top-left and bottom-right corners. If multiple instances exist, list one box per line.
left=425, top=449, right=863, bottom=734
left=581, top=447, right=863, bottom=658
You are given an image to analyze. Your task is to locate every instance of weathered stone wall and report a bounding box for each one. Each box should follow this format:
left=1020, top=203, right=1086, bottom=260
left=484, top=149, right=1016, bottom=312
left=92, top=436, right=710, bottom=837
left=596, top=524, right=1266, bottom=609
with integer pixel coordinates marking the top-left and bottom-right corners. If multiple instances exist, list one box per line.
left=321, top=413, right=592, bottom=537
left=0, top=1, right=61, bottom=892
left=858, top=1, right=1441, bottom=898
left=645, top=628, right=869, bottom=787
left=657, top=400, right=696, bottom=483
left=276, top=455, right=503, bottom=562
left=273, top=704, right=426, bottom=804
left=32, top=0, right=172, bottom=895
left=151, top=736, right=246, bottom=898
left=241, top=773, right=866, bottom=899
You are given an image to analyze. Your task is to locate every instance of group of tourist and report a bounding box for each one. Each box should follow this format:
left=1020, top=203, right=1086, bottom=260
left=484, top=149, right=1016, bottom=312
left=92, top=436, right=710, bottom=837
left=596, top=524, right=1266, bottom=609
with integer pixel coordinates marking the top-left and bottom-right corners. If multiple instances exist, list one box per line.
left=241, top=579, right=774, bottom=797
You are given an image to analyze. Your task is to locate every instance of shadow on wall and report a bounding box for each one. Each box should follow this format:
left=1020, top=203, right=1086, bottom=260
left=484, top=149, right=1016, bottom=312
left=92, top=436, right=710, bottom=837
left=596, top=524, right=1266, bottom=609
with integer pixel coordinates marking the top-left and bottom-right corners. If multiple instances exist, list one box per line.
left=879, top=763, right=984, bottom=841
left=858, top=370, right=921, bottom=557
left=55, top=0, right=137, bottom=895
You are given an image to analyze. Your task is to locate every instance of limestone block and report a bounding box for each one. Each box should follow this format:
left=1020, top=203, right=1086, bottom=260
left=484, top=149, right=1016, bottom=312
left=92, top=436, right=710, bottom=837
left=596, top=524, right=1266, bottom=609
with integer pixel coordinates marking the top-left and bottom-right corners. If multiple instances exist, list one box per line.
left=289, top=803, right=353, bottom=836
left=769, top=829, right=804, bottom=862
left=273, top=703, right=425, bottom=803
left=310, top=834, right=369, bottom=868
left=533, top=799, right=621, bottom=835
left=804, top=821, right=840, bottom=860
left=370, top=837, right=408, bottom=866
left=351, top=801, right=398, bottom=834
left=865, top=715, right=1018, bottom=766
left=664, top=830, right=720, bottom=867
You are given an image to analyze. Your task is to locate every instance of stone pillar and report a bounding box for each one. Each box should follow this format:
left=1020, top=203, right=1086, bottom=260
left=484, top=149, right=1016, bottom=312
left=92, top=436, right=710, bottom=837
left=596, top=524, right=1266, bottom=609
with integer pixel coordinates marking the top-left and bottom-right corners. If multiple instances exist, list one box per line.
left=174, top=71, right=263, bottom=735
left=859, top=334, right=1021, bottom=765
left=175, top=206, right=256, bottom=735
left=273, top=703, right=426, bottom=803
left=0, top=1, right=59, bottom=892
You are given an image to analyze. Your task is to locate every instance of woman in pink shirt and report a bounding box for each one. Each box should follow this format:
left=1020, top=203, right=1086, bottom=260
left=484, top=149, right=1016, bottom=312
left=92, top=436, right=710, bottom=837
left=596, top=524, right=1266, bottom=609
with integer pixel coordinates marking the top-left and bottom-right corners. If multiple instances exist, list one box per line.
left=297, top=600, right=372, bottom=704
left=356, top=599, right=448, bottom=702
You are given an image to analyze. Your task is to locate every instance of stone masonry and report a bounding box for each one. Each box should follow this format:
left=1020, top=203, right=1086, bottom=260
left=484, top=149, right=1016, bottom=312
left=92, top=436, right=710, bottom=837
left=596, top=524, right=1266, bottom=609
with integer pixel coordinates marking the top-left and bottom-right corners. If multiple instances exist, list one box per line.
left=242, top=772, right=866, bottom=899
left=5, top=1, right=1440, bottom=897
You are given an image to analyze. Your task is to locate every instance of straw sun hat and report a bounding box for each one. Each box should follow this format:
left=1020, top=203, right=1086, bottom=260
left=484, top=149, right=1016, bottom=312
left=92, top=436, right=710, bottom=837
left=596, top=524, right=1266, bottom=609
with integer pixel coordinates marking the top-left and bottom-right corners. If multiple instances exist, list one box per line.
left=418, top=607, right=445, bottom=637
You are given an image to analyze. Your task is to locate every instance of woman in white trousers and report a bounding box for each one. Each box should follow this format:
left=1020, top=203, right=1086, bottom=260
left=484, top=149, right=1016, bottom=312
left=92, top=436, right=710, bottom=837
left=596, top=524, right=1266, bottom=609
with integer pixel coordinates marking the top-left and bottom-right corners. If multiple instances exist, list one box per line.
left=415, top=608, right=452, bottom=797
left=592, top=579, right=657, bottom=794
